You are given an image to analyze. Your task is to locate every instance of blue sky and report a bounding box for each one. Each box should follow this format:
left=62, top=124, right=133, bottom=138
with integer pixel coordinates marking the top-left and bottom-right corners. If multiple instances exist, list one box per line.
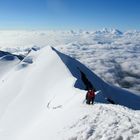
left=0, top=0, right=140, bottom=30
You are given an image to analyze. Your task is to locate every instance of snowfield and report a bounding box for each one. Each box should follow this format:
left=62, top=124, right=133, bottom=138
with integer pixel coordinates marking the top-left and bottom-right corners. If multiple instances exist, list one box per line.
left=0, top=29, right=140, bottom=140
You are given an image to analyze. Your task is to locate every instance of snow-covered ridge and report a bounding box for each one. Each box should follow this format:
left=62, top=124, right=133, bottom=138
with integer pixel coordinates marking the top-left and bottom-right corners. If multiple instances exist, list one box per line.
left=0, top=46, right=140, bottom=140
left=0, top=46, right=140, bottom=110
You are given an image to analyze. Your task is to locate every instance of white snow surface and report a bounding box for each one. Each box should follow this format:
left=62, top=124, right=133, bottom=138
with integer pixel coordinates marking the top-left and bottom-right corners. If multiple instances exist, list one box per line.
left=0, top=30, right=140, bottom=140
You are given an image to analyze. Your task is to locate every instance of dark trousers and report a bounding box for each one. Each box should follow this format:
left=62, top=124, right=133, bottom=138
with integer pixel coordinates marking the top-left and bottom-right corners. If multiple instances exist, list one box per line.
left=86, top=97, right=95, bottom=104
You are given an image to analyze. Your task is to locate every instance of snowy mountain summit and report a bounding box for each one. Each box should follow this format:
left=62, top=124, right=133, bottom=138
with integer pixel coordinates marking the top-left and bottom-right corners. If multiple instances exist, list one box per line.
left=94, top=28, right=123, bottom=35
left=0, top=46, right=140, bottom=140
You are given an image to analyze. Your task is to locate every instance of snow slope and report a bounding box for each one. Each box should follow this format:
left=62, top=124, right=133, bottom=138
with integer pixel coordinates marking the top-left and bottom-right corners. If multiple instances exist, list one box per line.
left=0, top=46, right=140, bottom=140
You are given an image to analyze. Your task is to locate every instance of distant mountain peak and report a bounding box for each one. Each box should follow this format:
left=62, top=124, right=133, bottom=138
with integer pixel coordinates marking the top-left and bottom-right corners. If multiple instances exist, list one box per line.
left=110, top=28, right=123, bottom=35
left=95, top=28, right=123, bottom=35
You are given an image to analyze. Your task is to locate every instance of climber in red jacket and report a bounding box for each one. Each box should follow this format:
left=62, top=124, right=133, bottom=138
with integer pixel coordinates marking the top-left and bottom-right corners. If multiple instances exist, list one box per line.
left=86, top=89, right=95, bottom=104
